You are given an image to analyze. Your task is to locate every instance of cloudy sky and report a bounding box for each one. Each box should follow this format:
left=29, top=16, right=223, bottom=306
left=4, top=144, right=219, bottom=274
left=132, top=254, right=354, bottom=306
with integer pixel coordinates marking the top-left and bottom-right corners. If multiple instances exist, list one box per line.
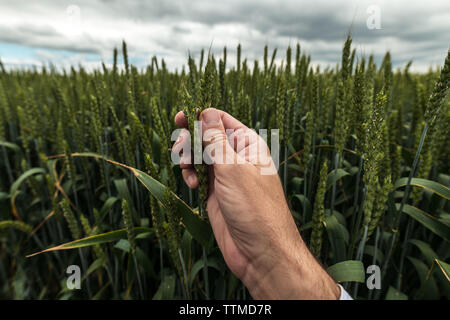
left=0, top=0, right=449, bottom=72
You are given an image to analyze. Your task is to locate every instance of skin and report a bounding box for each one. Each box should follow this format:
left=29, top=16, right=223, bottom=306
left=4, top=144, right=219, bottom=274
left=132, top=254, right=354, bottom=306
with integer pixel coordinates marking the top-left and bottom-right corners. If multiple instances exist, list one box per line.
left=172, top=108, right=341, bottom=300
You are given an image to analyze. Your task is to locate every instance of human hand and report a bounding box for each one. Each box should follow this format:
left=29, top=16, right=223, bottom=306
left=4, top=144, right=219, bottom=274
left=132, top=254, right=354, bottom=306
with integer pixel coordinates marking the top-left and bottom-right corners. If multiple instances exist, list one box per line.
left=172, top=108, right=340, bottom=300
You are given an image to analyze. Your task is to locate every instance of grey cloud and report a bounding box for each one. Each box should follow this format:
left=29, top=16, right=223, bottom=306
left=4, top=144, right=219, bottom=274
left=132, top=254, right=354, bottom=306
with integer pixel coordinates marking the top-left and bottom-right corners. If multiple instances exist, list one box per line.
left=0, top=0, right=448, bottom=71
left=0, top=24, right=106, bottom=55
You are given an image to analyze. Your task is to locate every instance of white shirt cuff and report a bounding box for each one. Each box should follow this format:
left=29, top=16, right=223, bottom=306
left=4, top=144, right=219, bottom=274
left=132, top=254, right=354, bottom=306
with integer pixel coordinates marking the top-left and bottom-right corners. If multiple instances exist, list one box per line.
left=338, top=284, right=353, bottom=300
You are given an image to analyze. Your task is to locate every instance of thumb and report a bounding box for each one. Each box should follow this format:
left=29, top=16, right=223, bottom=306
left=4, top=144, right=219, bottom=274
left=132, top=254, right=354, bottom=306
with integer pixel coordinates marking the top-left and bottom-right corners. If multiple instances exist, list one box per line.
left=200, top=108, right=236, bottom=166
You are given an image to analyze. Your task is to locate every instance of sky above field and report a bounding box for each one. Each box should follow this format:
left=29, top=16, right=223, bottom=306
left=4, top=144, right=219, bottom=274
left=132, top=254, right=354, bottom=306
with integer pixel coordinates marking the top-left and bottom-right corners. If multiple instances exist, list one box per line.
left=0, top=0, right=449, bottom=72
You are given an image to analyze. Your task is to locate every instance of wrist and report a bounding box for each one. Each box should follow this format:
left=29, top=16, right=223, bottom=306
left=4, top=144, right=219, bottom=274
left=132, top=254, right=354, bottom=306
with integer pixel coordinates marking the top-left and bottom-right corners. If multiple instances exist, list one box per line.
left=242, top=237, right=340, bottom=300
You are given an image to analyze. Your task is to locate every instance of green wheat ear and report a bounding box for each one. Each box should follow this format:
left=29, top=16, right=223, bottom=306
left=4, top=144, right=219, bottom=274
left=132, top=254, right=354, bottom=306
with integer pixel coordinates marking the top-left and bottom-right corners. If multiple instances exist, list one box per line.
left=0, top=221, right=32, bottom=234
left=424, top=50, right=449, bottom=127
left=129, top=111, right=152, bottom=156
left=276, top=73, right=286, bottom=143
left=361, top=91, right=387, bottom=235
left=45, top=174, right=60, bottom=220
left=121, top=199, right=136, bottom=255
left=367, top=175, right=392, bottom=238
left=163, top=187, right=183, bottom=277
left=60, top=199, right=80, bottom=240
left=352, top=62, right=367, bottom=153
left=334, top=76, right=347, bottom=156
left=303, top=111, right=313, bottom=170
left=311, top=160, right=328, bottom=258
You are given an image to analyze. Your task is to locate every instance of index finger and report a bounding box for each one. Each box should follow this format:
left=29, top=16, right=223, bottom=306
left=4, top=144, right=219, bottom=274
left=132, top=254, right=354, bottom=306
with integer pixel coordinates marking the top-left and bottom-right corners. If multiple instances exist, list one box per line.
left=175, top=108, right=248, bottom=132
left=200, top=108, right=247, bottom=131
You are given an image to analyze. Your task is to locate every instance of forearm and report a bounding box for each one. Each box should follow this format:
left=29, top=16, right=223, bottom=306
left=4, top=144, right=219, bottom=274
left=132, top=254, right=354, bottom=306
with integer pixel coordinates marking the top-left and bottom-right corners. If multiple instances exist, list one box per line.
left=242, top=236, right=341, bottom=300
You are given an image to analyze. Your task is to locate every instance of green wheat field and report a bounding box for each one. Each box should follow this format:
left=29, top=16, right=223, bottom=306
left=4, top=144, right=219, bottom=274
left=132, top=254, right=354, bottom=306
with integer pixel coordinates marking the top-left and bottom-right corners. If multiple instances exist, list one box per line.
left=0, top=37, right=449, bottom=300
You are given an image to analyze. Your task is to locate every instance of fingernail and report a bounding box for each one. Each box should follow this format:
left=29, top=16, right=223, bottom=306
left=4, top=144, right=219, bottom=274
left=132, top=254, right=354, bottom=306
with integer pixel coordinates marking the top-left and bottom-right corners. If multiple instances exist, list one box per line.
left=202, top=110, right=220, bottom=125
left=187, top=173, right=195, bottom=186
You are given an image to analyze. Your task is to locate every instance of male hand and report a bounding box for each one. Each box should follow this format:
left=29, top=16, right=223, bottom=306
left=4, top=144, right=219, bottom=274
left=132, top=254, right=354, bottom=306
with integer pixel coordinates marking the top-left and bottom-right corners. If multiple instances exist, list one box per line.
left=172, top=108, right=340, bottom=299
